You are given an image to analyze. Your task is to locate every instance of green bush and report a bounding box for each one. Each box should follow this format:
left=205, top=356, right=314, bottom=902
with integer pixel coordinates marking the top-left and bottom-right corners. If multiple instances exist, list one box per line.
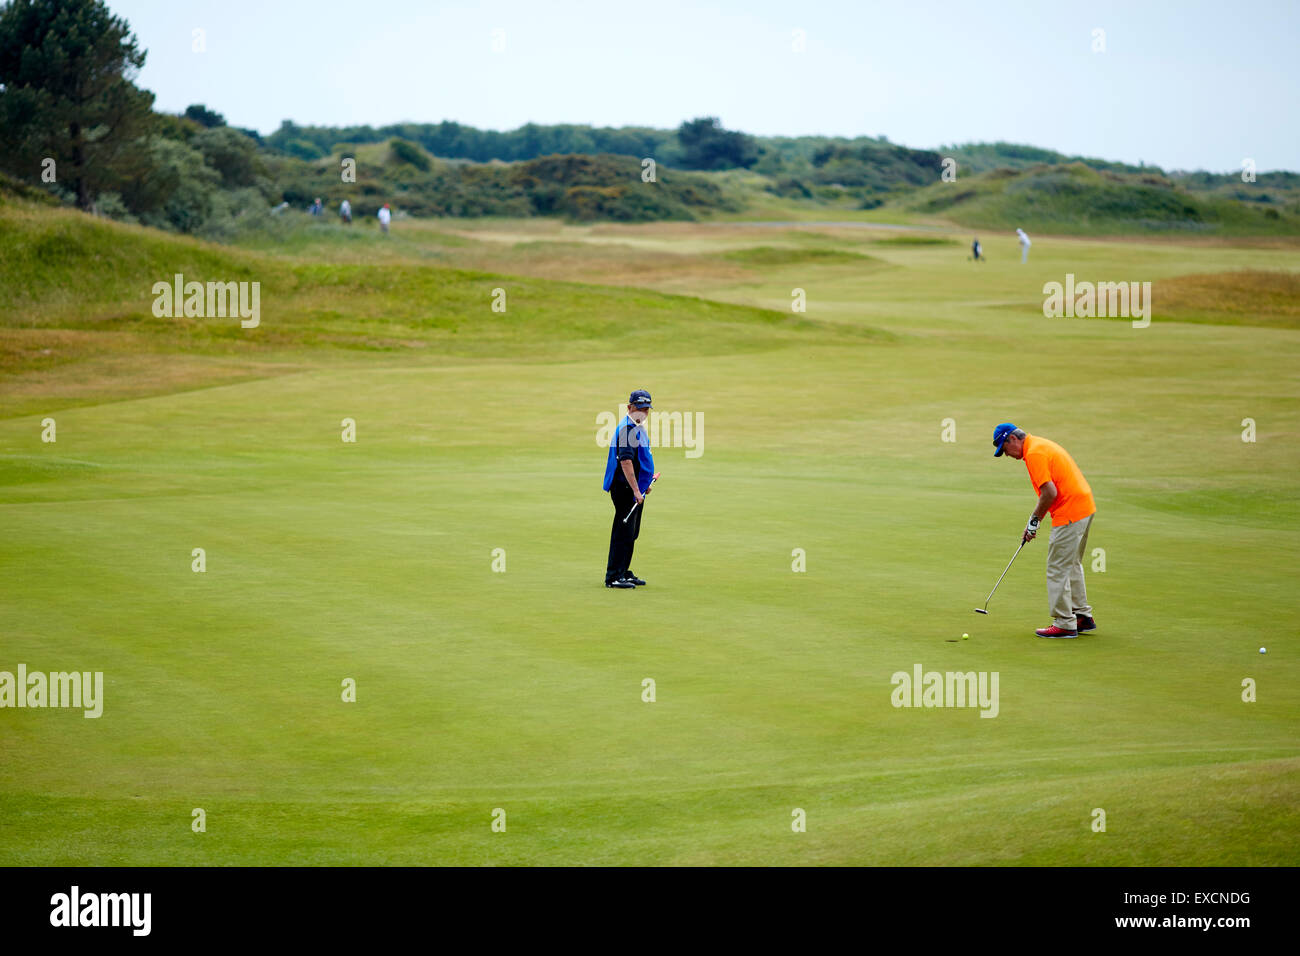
left=389, top=138, right=432, bottom=171
left=193, top=127, right=264, bottom=188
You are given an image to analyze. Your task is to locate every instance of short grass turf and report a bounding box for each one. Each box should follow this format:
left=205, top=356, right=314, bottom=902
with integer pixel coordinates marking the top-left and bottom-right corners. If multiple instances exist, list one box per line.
left=1, top=208, right=1298, bottom=865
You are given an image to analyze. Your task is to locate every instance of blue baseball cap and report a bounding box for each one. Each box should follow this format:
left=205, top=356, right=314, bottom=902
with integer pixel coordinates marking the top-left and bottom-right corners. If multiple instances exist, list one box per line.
left=629, top=389, right=653, bottom=409
left=992, top=422, right=1018, bottom=457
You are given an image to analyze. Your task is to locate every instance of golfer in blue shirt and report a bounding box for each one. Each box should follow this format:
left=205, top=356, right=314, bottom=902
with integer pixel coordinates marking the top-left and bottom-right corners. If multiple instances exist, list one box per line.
left=603, top=389, right=655, bottom=588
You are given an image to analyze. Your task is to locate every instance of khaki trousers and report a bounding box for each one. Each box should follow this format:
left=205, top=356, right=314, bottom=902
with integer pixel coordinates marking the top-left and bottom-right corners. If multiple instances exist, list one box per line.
left=1046, top=514, right=1094, bottom=629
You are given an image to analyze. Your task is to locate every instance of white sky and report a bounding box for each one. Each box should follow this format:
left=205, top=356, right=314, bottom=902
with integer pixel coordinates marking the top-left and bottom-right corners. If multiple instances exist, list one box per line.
left=110, top=0, right=1300, bottom=172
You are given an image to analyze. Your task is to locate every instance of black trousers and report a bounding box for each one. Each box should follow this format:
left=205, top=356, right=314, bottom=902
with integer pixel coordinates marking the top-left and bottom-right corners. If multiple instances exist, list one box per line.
left=606, top=481, right=643, bottom=582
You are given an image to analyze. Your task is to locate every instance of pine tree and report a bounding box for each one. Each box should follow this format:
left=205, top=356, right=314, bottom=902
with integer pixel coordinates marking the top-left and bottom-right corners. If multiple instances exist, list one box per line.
left=0, top=0, right=155, bottom=209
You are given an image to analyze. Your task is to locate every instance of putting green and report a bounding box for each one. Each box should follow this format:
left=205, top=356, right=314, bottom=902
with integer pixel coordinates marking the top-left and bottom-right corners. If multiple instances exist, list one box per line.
left=1, top=214, right=1297, bottom=865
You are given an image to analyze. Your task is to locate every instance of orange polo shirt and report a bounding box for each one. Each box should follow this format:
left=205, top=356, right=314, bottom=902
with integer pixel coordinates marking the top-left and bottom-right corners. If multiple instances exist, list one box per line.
left=1022, top=434, right=1095, bottom=526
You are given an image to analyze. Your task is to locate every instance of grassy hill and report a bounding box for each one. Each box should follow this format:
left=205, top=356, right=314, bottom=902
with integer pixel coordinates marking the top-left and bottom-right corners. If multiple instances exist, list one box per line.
left=275, top=141, right=745, bottom=222
left=248, top=120, right=1300, bottom=233
left=0, top=189, right=866, bottom=416
left=942, top=141, right=1146, bottom=176
left=269, top=150, right=1300, bottom=236
left=896, top=163, right=1300, bottom=236
left=11, top=111, right=1300, bottom=236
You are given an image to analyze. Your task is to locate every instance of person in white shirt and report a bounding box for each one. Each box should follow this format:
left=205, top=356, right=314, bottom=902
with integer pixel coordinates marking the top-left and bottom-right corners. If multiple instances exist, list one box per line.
left=1016, top=228, right=1032, bottom=263
left=339, top=199, right=352, bottom=224
left=378, top=203, right=392, bottom=235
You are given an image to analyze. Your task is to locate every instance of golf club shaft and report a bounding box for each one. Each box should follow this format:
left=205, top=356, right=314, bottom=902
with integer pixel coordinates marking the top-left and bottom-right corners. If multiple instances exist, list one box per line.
left=622, top=475, right=657, bottom=524
left=983, top=540, right=1026, bottom=606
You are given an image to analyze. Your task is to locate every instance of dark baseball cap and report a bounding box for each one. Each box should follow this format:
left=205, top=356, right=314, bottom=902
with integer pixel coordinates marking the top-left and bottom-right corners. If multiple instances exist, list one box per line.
left=992, top=422, right=1018, bottom=457
left=629, top=389, right=653, bottom=409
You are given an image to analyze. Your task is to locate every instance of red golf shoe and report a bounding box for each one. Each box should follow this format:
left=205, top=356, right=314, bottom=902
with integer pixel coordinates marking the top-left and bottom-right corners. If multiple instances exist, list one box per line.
left=1035, top=625, right=1078, bottom=639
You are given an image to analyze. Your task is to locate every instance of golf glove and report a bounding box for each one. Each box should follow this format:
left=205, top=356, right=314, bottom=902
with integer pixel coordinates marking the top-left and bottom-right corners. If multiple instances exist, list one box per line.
left=1023, top=515, right=1041, bottom=541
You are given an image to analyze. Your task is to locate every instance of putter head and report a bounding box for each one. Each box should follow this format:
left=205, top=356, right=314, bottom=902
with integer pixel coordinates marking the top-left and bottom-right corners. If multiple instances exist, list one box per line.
left=973, top=608, right=989, bottom=615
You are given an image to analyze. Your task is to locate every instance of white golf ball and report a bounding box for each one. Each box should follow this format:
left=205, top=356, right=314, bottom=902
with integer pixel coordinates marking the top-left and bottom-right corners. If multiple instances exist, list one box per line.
left=962, top=633, right=970, bottom=640
left=1259, top=647, right=1266, bottom=654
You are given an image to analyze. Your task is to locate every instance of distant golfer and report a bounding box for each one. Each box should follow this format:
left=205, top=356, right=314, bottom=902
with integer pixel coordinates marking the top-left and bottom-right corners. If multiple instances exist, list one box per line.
left=971, top=237, right=983, bottom=262
left=602, top=389, right=655, bottom=588
left=378, top=203, right=391, bottom=234
left=339, top=198, right=352, bottom=224
left=1016, top=228, right=1031, bottom=263
left=993, top=423, right=1097, bottom=638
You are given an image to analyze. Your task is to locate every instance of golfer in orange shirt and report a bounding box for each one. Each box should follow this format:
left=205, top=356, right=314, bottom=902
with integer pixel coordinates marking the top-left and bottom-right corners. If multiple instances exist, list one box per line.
left=993, top=423, right=1097, bottom=638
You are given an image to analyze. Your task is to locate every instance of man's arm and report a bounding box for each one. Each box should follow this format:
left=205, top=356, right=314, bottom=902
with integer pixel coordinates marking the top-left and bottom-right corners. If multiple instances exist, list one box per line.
left=1023, top=481, right=1057, bottom=542
left=620, top=460, right=643, bottom=503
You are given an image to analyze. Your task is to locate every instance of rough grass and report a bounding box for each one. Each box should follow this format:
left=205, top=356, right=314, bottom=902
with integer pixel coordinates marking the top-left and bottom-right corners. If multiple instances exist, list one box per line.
left=1151, top=270, right=1300, bottom=329
left=721, top=245, right=884, bottom=267
left=0, top=198, right=880, bottom=416
left=868, top=235, right=960, bottom=246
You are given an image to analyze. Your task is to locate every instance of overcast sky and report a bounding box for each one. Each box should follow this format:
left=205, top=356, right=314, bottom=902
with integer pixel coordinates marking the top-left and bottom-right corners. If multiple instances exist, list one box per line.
left=110, top=0, right=1299, bottom=172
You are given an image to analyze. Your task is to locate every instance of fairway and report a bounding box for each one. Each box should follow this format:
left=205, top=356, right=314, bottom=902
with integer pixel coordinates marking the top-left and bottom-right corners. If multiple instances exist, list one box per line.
left=2, top=217, right=1298, bottom=866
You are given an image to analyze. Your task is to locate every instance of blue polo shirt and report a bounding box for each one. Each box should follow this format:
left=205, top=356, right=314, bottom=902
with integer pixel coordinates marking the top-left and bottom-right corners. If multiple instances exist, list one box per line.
left=602, top=415, right=654, bottom=494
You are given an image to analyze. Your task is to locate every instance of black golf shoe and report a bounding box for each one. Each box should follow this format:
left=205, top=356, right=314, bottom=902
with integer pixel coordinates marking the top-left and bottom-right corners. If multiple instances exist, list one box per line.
left=605, top=578, right=636, bottom=589
left=621, top=572, right=646, bottom=586
left=1075, top=613, right=1097, bottom=632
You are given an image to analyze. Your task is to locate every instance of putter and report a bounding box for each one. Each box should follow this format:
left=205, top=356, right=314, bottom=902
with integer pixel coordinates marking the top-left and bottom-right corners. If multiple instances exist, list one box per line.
left=622, top=472, right=660, bottom=524
left=974, top=539, right=1027, bottom=614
